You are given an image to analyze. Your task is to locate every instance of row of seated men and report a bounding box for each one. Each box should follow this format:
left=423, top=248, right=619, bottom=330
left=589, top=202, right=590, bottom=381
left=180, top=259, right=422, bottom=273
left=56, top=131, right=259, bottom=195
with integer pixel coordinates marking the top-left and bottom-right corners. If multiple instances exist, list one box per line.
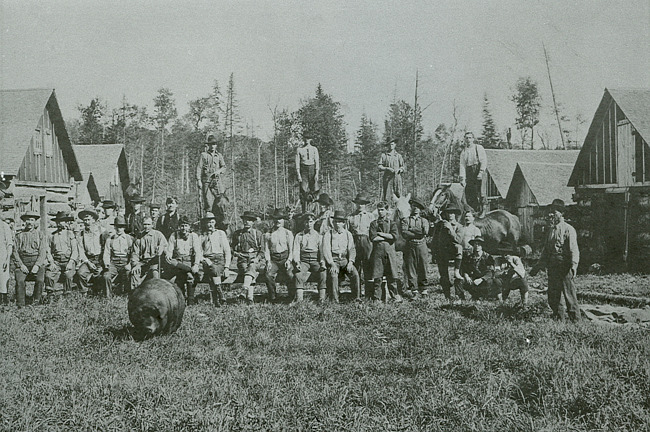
left=10, top=195, right=528, bottom=308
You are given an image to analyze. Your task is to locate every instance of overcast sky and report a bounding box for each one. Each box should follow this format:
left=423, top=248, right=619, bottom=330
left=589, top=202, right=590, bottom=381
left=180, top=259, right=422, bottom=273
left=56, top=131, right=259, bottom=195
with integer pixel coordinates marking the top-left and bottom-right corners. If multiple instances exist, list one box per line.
left=1, top=0, right=648, bottom=147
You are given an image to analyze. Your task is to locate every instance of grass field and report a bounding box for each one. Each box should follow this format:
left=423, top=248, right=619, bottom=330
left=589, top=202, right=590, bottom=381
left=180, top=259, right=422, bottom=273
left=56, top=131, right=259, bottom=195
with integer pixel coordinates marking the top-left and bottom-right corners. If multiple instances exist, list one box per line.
left=1, top=270, right=649, bottom=432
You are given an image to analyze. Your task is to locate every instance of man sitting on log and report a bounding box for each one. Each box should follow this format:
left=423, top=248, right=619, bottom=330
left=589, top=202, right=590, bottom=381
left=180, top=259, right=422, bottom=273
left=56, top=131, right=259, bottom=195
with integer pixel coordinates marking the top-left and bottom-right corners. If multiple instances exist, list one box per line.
left=231, top=210, right=266, bottom=304
left=263, top=209, right=294, bottom=303
left=292, top=212, right=326, bottom=302
left=46, top=211, right=78, bottom=298
left=165, top=215, right=202, bottom=305
left=131, top=217, right=168, bottom=288
left=199, top=212, right=232, bottom=307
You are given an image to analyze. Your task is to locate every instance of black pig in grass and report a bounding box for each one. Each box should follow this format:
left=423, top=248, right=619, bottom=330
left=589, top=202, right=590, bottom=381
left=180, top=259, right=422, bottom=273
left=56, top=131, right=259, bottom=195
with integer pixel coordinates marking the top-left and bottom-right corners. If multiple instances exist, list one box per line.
left=128, top=279, right=186, bottom=337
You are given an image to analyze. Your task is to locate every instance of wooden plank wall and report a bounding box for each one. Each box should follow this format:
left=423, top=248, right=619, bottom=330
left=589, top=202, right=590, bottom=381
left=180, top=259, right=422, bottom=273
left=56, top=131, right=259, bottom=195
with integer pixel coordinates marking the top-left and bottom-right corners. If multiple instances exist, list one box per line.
left=17, top=108, right=70, bottom=184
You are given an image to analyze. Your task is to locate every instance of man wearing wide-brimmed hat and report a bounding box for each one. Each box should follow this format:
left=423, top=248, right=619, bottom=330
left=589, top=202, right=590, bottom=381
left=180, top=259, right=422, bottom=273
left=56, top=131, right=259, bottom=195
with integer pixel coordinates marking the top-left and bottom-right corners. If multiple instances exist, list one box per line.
left=127, top=194, right=146, bottom=237
left=164, top=215, right=202, bottom=304
left=378, top=138, right=405, bottom=201
left=322, top=210, right=360, bottom=303
left=292, top=211, right=326, bottom=302
left=347, top=193, right=375, bottom=295
left=315, top=193, right=334, bottom=235
left=76, top=207, right=104, bottom=295
left=130, top=216, right=168, bottom=288
left=401, top=197, right=431, bottom=296
left=430, top=203, right=464, bottom=300
left=295, top=133, right=320, bottom=213
left=262, top=209, right=294, bottom=302
left=531, top=198, right=581, bottom=321
left=45, top=211, right=79, bottom=298
left=198, top=212, right=232, bottom=307
left=459, top=236, right=497, bottom=300
left=231, top=210, right=266, bottom=304
left=102, top=214, right=133, bottom=296
left=196, top=134, right=227, bottom=216
left=12, top=211, right=46, bottom=306
left=368, top=202, right=400, bottom=301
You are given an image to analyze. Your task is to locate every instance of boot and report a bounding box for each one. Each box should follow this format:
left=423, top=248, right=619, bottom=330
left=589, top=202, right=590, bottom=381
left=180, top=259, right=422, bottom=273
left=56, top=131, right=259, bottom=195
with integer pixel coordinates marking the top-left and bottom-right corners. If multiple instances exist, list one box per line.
left=1, top=293, right=7, bottom=305
left=318, top=289, right=327, bottom=304
left=186, top=283, right=196, bottom=305
left=295, top=288, right=304, bottom=302
left=211, top=285, right=225, bottom=307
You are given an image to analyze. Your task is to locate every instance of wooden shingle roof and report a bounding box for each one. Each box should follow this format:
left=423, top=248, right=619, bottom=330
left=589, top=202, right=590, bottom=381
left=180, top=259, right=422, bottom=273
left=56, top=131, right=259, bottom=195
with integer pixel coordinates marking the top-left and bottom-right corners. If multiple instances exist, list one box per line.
left=485, top=149, right=580, bottom=198
left=510, top=162, right=576, bottom=206
left=72, top=144, right=129, bottom=199
left=0, top=88, right=82, bottom=180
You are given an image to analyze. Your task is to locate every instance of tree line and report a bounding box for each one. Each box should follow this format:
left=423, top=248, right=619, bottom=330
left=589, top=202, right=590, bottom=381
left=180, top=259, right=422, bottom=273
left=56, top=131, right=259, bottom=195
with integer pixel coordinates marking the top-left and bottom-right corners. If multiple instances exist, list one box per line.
left=67, top=74, right=582, bottom=222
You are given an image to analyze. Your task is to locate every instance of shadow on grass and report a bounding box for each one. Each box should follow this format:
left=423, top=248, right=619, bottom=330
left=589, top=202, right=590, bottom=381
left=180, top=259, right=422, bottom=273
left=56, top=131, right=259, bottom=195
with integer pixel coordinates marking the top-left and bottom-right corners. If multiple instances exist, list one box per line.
left=104, top=325, right=140, bottom=342
left=438, top=301, right=546, bottom=322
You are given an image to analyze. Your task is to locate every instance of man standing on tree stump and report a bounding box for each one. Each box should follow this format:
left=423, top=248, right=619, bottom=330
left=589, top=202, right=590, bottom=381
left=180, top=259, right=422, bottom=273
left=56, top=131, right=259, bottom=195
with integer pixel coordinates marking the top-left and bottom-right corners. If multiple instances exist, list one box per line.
left=459, top=131, right=487, bottom=216
left=378, top=138, right=405, bottom=202
left=295, top=134, right=320, bottom=213
left=197, top=134, right=227, bottom=220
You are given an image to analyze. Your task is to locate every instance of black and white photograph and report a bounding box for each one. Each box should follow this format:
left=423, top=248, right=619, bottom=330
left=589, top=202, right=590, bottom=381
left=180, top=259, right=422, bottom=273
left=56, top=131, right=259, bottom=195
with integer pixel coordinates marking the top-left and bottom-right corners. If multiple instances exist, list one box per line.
left=1, top=0, right=649, bottom=430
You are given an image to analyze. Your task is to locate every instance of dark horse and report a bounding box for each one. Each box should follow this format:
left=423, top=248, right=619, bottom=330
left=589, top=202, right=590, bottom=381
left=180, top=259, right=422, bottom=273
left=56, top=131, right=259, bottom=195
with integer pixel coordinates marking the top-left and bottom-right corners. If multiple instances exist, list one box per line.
left=428, top=183, right=521, bottom=254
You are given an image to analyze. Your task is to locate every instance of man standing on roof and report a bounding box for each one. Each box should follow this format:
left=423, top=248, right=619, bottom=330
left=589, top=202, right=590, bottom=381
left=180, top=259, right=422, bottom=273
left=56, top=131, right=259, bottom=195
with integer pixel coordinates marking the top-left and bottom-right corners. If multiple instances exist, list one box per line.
left=197, top=134, right=227, bottom=218
left=378, top=138, right=405, bottom=202
left=459, top=131, right=487, bottom=216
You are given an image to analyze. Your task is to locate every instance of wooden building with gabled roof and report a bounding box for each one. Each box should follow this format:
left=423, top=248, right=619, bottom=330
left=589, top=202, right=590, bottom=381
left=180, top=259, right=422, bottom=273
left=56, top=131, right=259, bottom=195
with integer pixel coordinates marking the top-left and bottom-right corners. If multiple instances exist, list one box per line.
left=505, top=161, right=576, bottom=246
left=568, top=88, right=650, bottom=271
left=73, top=144, right=130, bottom=208
left=0, top=88, right=83, bottom=220
left=484, top=149, right=579, bottom=210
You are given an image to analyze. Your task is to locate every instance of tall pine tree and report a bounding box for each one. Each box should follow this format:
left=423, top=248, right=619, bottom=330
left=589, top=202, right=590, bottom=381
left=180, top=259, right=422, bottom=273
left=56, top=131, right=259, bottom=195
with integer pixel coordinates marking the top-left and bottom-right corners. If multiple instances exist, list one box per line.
left=479, top=93, right=501, bottom=148
left=353, top=114, right=381, bottom=200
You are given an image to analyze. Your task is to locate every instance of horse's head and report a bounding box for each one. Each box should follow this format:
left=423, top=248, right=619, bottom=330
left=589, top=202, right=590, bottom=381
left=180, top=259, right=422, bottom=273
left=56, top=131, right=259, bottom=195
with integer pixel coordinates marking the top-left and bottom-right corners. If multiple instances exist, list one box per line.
left=392, top=192, right=411, bottom=220
left=429, top=185, right=452, bottom=219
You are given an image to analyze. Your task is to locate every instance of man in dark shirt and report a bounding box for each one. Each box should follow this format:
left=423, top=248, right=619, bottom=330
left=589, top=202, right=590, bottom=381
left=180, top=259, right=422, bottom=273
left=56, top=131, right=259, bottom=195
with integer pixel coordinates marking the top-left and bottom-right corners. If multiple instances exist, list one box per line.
left=156, top=197, right=180, bottom=239
left=401, top=197, right=430, bottom=296
left=460, top=237, right=497, bottom=300
left=368, top=202, right=400, bottom=302
left=127, top=195, right=146, bottom=237
left=430, top=204, right=463, bottom=300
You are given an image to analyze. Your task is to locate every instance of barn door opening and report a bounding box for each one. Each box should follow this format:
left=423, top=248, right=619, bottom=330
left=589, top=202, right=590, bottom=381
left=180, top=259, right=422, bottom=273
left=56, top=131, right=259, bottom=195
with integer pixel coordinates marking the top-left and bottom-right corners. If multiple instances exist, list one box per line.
left=617, top=119, right=634, bottom=186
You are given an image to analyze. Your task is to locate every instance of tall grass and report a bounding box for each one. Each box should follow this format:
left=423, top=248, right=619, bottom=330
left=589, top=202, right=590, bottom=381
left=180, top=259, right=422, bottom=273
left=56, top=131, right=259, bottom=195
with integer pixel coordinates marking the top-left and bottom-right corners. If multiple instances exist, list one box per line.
left=1, top=284, right=648, bottom=431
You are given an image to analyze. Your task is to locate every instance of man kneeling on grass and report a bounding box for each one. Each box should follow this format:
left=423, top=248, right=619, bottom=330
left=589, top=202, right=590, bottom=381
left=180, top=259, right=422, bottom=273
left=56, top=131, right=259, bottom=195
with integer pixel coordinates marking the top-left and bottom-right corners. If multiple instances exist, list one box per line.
left=460, top=237, right=497, bottom=300
left=496, top=254, right=529, bottom=307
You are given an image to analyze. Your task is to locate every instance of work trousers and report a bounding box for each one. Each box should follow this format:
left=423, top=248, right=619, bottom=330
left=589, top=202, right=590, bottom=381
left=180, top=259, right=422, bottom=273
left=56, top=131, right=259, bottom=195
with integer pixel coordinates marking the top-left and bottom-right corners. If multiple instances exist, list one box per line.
left=381, top=172, right=403, bottom=201
left=202, top=179, right=227, bottom=220
left=465, top=165, right=484, bottom=214
left=353, top=234, right=373, bottom=294
left=131, top=258, right=161, bottom=289
left=46, top=257, right=74, bottom=295
left=166, top=255, right=196, bottom=302
left=294, top=253, right=326, bottom=301
left=327, top=256, right=360, bottom=302
left=299, top=164, right=318, bottom=212
left=103, top=256, right=130, bottom=295
left=547, top=260, right=581, bottom=321
left=437, top=257, right=462, bottom=300
left=200, top=254, right=226, bottom=306
left=14, top=255, right=45, bottom=306
left=264, top=251, right=291, bottom=300
left=76, top=255, right=103, bottom=294
left=404, top=240, right=429, bottom=293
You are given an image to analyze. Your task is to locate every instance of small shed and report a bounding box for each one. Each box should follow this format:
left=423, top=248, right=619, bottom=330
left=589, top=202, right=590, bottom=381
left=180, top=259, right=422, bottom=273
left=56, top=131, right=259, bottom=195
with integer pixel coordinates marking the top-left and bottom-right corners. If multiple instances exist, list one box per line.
left=505, top=162, right=576, bottom=246
left=73, top=144, right=130, bottom=208
left=484, top=149, right=579, bottom=210
left=568, top=88, right=650, bottom=271
left=0, top=88, right=83, bottom=222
